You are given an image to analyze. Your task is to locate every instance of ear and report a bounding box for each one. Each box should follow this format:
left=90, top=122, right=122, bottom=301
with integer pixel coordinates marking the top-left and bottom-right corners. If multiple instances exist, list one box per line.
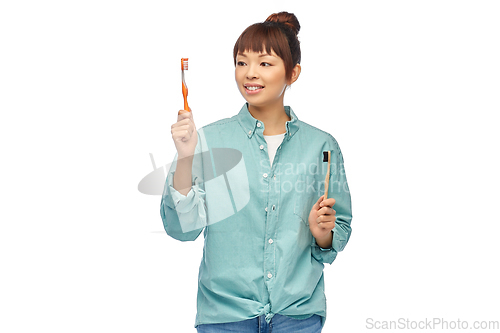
left=288, top=63, right=301, bottom=85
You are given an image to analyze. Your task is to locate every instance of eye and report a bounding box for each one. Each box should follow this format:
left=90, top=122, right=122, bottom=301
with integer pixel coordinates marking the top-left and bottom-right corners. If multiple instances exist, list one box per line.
left=261, top=62, right=271, bottom=67
left=237, top=61, right=246, bottom=66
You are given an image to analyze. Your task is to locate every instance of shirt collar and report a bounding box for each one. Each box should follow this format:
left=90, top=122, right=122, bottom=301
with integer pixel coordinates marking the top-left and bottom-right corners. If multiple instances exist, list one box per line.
left=237, top=103, right=299, bottom=141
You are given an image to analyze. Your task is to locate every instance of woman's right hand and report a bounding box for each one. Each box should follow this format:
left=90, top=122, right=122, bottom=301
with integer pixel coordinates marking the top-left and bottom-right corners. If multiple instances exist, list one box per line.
left=171, top=109, right=198, bottom=158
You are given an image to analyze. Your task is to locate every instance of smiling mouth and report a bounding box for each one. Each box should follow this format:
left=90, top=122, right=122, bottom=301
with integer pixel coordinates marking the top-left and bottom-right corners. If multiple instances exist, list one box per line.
left=244, top=85, right=264, bottom=92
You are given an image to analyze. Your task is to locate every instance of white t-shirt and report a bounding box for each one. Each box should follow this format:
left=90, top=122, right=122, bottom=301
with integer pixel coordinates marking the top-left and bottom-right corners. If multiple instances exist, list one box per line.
left=263, top=133, right=286, bottom=167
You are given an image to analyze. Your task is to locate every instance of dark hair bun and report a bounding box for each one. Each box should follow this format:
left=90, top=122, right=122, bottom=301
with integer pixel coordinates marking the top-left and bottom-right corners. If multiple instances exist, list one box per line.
left=265, top=12, right=300, bottom=35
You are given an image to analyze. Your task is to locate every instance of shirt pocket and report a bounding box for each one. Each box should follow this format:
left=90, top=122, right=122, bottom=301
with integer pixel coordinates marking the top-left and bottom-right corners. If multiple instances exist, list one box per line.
left=293, top=173, right=322, bottom=227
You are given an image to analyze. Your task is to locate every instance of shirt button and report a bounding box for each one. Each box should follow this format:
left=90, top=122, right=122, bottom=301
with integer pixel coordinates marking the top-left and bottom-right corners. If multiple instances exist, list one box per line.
left=273, top=175, right=276, bottom=180
left=265, top=207, right=268, bottom=212
left=259, top=145, right=264, bottom=150
left=257, top=122, right=261, bottom=127
left=263, top=173, right=268, bottom=178
left=248, top=130, right=252, bottom=135
left=267, top=273, right=273, bottom=279
left=272, top=205, right=276, bottom=211
left=268, top=238, right=273, bottom=244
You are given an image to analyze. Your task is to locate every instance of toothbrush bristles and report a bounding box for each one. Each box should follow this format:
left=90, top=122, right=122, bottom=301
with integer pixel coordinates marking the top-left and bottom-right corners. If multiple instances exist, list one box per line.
left=181, top=58, right=189, bottom=70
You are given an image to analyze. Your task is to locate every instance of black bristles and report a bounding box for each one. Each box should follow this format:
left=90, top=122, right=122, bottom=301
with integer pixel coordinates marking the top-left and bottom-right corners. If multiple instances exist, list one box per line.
left=323, top=151, right=328, bottom=162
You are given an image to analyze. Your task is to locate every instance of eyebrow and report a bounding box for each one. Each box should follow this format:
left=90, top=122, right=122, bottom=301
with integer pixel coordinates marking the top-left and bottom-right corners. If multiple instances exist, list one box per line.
left=237, top=53, right=276, bottom=58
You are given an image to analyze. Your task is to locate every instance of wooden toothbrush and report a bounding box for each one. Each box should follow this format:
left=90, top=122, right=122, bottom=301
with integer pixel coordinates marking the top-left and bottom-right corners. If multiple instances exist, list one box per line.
left=323, top=151, right=331, bottom=199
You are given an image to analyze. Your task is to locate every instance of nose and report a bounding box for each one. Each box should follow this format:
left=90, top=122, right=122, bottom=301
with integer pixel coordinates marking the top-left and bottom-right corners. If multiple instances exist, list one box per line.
left=246, top=64, right=259, bottom=80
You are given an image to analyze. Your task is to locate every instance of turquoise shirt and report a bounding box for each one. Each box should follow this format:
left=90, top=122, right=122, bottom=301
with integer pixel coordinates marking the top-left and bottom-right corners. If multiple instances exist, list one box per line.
left=160, top=103, right=352, bottom=329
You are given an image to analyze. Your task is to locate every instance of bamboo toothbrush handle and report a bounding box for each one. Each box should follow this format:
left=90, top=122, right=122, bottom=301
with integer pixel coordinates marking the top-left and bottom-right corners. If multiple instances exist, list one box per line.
left=324, top=151, right=331, bottom=200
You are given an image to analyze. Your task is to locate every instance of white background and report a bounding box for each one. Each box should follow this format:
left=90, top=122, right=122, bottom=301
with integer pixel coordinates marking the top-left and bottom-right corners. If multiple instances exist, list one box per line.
left=1, top=0, right=499, bottom=332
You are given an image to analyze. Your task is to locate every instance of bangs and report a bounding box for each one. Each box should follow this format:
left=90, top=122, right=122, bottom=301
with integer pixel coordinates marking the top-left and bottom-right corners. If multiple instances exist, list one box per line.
left=233, top=22, right=293, bottom=80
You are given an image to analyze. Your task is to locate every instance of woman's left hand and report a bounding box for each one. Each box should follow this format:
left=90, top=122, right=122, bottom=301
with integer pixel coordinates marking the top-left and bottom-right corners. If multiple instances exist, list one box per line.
left=308, top=195, right=336, bottom=242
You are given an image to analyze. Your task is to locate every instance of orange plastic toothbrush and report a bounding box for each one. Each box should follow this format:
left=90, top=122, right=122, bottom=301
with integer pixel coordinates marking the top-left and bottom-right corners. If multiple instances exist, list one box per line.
left=181, top=58, right=190, bottom=111
left=323, top=151, right=331, bottom=199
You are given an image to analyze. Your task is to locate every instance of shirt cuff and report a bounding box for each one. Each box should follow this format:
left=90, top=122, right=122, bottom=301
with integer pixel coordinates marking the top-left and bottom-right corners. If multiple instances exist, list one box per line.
left=163, top=169, right=196, bottom=212
left=331, top=223, right=348, bottom=252
left=169, top=183, right=201, bottom=214
left=311, top=231, right=338, bottom=265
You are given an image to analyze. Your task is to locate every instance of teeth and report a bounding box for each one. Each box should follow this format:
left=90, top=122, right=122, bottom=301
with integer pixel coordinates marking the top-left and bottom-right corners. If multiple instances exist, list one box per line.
left=246, top=86, right=263, bottom=91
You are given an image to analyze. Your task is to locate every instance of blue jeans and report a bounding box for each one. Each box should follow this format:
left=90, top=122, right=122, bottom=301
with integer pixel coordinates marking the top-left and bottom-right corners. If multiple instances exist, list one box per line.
left=196, top=314, right=322, bottom=333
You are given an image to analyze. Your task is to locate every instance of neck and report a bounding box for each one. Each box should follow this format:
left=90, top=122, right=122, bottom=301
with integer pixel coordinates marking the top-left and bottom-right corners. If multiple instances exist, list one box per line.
left=248, top=101, right=291, bottom=136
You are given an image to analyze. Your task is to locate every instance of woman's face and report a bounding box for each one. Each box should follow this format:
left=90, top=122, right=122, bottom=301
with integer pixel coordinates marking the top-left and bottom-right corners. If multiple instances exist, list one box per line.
left=235, top=49, right=288, bottom=109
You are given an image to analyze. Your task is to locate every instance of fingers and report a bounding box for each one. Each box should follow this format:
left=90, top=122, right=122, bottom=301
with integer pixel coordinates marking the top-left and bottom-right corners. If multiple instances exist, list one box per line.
left=171, top=111, right=194, bottom=142
left=316, top=214, right=336, bottom=227
left=316, top=220, right=335, bottom=230
left=177, top=109, right=194, bottom=121
left=172, top=110, right=195, bottom=131
left=317, top=206, right=336, bottom=216
left=313, top=196, right=337, bottom=217
left=178, top=107, right=192, bottom=115
left=172, top=123, right=195, bottom=139
left=316, top=208, right=337, bottom=222
left=316, top=212, right=336, bottom=225
left=172, top=118, right=192, bottom=130
left=313, top=195, right=324, bottom=210
left=172, top=128, right=191, bottom=142
left=316, top=200, right=336, bottom=227
left=319, top=197, right=336, bottom=208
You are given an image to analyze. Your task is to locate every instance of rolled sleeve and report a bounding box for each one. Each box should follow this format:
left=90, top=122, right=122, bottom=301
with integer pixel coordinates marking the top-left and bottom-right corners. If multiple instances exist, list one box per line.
left=311, top=139, right=352, bottom=265
left=166, top=171, right=207, bottom=232
left=311, top=231, right=338, bottom=265
left=329, top=142, right=352, bottom=253
left=169, top=178, right=198, bottom=213
left=160, top=133, right=207, bottom=241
